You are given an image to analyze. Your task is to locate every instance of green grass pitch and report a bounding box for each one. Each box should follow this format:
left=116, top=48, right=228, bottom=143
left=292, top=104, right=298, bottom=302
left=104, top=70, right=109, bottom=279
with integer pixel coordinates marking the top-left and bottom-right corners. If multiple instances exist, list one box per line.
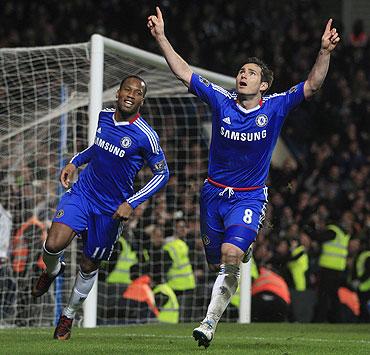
left=1, top=323, right=369, bottom=354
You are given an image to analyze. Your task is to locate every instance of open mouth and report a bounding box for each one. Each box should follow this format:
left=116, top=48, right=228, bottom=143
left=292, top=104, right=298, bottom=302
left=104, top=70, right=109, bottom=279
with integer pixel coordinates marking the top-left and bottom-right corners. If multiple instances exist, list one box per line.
left=239, top=82, right=247, bottom=87
left=123, top=100, right=134, bottom=107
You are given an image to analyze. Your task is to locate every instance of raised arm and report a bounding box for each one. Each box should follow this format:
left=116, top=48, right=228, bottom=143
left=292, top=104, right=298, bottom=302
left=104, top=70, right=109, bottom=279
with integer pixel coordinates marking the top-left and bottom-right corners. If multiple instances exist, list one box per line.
left=147, top=7, right=193, bottom=87
left=304, top=19, right=340, bottom=99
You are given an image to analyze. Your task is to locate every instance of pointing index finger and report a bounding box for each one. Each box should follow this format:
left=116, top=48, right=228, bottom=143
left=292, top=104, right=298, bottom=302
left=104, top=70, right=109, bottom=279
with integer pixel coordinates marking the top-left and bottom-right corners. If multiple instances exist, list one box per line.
left=156, top=6, right=163, bottom=20
left=325, top=18, right=333, bottom=33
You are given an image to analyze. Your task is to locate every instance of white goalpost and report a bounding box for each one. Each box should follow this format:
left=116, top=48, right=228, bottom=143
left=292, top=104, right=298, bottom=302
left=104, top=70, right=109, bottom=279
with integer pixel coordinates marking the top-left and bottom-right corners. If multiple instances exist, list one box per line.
left=0, top=34, right=294, bottom=329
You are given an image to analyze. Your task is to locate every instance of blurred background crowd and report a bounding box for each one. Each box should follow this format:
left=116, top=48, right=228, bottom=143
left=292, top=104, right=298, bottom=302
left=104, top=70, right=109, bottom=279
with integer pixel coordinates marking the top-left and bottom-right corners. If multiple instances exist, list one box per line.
left=0, top=0, right=369, bottom=324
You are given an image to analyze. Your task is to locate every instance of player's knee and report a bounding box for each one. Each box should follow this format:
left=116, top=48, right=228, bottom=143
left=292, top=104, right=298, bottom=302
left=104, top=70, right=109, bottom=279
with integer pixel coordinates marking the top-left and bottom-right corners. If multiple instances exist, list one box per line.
left=45, top=222, right=74, bottom=253
left=223, top=225, right=257, bottom=264
left=222, top=253, right=240, bottom=265
left=80, top=256, right=100, bottom=274
left=221, top=245, right=243, bottom=265
left=44, top=239, right=64, bottom=254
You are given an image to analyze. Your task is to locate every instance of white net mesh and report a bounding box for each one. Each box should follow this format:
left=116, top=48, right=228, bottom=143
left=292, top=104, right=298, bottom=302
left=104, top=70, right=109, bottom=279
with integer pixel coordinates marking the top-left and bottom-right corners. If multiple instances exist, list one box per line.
left=0, top=39, right=240, bottom=327
left=0, top=43, right=91, bottom=326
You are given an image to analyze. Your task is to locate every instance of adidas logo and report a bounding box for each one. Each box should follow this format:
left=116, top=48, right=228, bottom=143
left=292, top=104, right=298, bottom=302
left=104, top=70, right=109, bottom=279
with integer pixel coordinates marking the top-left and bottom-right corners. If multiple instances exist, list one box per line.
left=222, top=117, right=231, bottom=124
left=97, top=127, right=102, bottom=133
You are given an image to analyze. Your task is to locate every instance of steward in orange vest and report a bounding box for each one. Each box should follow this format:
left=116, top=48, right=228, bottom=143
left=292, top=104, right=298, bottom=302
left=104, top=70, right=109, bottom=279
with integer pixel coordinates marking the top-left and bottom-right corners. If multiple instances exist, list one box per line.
left=251, top=267, right=291, bottom=322
left=337, top=287, right=360, bottom=322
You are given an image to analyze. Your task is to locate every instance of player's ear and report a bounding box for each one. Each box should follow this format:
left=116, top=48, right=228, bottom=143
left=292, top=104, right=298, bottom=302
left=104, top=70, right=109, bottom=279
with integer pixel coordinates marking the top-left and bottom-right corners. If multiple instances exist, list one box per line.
left=260, top=81, right=268, bottom=93
left=116, top=88, right=120, bottom=99
left=140, top=97, right=145, bottom=106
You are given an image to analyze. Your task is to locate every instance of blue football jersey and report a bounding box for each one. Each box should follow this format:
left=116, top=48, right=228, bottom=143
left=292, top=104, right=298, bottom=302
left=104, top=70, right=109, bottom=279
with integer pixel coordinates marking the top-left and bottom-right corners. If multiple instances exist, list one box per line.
left=189, top=73, right=304, bottom=188
left=70, top=109, right=169, bottom=214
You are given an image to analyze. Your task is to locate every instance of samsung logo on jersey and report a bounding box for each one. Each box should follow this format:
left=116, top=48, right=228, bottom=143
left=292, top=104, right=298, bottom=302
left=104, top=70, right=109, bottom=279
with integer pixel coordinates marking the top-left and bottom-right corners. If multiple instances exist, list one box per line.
left=95, top=137, right=125, bottom=157
left=220, top=127, right=267, bottom=141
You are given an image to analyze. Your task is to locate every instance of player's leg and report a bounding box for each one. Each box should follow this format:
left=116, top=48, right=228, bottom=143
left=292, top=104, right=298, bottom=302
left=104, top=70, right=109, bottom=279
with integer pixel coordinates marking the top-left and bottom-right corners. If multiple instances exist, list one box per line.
left=193, top=185, right=224, bottom=348
left=196, top=196, right=265, bottom=340
left=198, top=184, right=224, bottom=268
left=195, top=193, right=267, bottom=347
left=196, top=242, right=245, bottom=338
left=61, top=252, right=100, bottom=321
left=42, top=222, right=75, bottom=275
left=54, top=253, right=100, bottom=340
left=242, top=190, right=268, bottom=263
left=31, top=223, right=75, bottom=296
left=32, top=192, right=86, bottom=297
left=54, top=213, right=120, bottom=340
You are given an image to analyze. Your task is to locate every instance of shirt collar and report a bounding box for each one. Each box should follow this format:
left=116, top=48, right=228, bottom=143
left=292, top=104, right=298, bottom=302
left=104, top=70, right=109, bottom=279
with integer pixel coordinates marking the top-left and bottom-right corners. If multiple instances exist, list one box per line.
left=236, top=102, right=261, bottom=114
left=113, top=112, right=140, bottom=125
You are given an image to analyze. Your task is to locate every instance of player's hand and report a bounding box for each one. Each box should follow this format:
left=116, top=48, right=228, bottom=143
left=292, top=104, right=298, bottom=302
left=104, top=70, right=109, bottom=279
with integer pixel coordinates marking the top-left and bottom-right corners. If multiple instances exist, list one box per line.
left=147, top=6, right=165, bottom=39
left=113, top=202, right=133, bottom=222
left=321, top=19, right=340, bottom=53
left=60, top=163, right=76, bottom=189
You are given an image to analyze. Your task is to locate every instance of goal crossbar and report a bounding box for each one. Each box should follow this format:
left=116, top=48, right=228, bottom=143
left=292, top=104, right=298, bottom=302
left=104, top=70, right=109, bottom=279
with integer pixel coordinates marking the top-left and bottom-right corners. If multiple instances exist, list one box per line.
left=100, top=35, right=235, bottom=89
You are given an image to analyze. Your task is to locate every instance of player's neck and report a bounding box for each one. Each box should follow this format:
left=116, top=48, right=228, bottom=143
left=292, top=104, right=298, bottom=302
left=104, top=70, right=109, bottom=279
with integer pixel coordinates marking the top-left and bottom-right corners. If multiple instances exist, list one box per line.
left=115, top=109, right=139, bottom=122
left=237, top=93, right=261, bottom=110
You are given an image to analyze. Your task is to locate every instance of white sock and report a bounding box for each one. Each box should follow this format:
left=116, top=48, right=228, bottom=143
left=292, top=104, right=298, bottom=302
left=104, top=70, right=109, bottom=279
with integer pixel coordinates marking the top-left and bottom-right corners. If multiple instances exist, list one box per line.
left=63, top=268, right=98, bottom=319
left=43, top=242, right=63, bottom=276
left=204, top=264, right=240, bottom=327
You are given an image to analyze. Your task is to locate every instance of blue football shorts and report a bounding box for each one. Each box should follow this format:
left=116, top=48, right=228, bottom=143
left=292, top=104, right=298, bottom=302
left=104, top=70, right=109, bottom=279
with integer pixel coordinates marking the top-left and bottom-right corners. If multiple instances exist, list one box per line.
left=52, top=189, right=120, bottom=261
left=200, top=181, right=268, bottom=265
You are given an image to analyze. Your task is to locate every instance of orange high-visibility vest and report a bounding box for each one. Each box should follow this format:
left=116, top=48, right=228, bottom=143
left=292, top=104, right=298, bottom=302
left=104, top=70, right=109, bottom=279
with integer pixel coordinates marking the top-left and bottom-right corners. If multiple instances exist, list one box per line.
left=12, top=216, right=47, bottom=273
left=252, top=267, right=291, bottom=304
left=338, top=287, right=360, bottom=316
left=123, top=275, right=159, bottom=316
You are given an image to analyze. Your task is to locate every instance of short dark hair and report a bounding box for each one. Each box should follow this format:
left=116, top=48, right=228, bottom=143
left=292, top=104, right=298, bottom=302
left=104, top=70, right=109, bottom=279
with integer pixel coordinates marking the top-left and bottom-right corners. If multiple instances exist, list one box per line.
left=119, top=75, right=147, bottom=97
left=243, top=57, right=274, bottom=93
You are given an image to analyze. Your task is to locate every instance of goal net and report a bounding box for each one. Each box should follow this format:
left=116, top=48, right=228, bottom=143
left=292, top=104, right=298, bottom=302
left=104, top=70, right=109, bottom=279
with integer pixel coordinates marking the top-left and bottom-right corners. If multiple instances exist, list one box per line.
left=0, top=35, right=258, bottom=328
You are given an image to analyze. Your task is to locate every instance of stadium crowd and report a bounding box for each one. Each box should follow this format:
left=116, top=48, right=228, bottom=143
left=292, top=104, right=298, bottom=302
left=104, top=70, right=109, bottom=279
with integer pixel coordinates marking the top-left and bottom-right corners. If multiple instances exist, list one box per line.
left=1, top=0, right=369, bottom=324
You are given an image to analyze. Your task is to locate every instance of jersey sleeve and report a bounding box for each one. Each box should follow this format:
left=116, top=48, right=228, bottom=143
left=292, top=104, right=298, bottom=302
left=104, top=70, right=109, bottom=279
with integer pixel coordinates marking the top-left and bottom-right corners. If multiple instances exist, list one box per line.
left=279, top=81, right=305, bottom=116
left=70, top=113, right=104, bottom=167
left=126, top=131, right=169, bottom=209
left=69, top=145, right=94, bottom=167
left=189, top=73, right=233, bottom=109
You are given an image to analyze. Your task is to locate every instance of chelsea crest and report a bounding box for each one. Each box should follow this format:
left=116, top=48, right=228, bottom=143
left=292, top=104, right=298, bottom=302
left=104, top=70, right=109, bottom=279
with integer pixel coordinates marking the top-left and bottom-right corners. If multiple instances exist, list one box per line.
left=255, top=114, right=268, bottom=127
left=120, top=136, right=132, bottom=148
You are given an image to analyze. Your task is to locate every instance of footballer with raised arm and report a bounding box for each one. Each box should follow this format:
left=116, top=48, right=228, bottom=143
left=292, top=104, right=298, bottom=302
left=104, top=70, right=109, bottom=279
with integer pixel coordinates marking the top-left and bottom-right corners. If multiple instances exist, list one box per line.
left=148, top=6, right=340, bottom=348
